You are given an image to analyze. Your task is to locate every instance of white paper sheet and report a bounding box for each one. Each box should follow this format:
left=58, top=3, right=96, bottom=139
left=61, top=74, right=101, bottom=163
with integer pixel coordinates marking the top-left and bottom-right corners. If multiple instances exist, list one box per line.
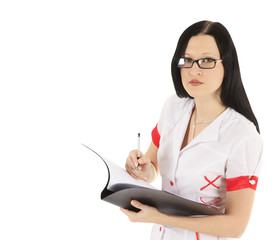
left=104, top=158, right=157, bottom=191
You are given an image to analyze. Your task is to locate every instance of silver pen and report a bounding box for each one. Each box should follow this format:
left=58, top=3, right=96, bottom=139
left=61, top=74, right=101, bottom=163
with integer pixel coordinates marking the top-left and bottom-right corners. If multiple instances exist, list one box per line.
left=136, top=133, right=140, bottom=172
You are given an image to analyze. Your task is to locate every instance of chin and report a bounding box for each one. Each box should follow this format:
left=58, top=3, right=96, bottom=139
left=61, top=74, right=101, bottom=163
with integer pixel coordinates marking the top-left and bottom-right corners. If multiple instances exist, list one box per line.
left=184, top=87, right=205, bottom=98
left=184, top=84, right=222, bottom=100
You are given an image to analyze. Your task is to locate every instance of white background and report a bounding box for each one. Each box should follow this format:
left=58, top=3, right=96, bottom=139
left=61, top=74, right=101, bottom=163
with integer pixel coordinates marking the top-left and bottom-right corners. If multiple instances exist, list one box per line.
left=0, top=0, right=278, bottom=239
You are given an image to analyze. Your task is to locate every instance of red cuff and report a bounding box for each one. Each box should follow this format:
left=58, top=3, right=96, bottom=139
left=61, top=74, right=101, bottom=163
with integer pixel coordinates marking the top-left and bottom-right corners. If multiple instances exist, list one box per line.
left=226, top=176, right=258, bottom=191
left=151, top=124, right=160, bottom=148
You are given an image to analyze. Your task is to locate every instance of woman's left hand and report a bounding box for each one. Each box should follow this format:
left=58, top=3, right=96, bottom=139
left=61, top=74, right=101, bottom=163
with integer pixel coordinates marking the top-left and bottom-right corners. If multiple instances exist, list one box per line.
left=120, top=200, right=162, bottom=223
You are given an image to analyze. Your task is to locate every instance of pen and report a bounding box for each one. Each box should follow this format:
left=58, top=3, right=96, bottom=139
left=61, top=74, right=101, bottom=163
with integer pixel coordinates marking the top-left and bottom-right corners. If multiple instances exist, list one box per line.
left=136, top=133, right=140, bottom=172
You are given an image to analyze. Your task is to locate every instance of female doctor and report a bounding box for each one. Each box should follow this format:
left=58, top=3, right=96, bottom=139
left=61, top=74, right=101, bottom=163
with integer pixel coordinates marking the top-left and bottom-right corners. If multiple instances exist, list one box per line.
left=121, top=21, right=263, bottom=240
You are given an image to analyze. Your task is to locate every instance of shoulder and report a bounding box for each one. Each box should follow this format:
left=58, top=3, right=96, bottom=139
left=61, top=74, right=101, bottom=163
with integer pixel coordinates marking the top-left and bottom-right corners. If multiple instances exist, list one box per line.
left=221, top=108, right=262, bottom=146
left=223, top=109, right=263, bottom=181
left=161, top=94, right=194, bottom=115
left=157, top=94, right=194, bottom=132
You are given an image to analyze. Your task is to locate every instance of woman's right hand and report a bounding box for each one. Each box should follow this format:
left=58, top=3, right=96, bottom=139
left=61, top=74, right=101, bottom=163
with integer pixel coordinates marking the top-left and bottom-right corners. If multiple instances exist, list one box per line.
left=125, top=150, right=154, bottom=182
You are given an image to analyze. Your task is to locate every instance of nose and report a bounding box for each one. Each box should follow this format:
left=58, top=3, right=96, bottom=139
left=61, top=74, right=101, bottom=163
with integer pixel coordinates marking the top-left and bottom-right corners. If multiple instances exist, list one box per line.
left=189, top=62, right=202, bottom=76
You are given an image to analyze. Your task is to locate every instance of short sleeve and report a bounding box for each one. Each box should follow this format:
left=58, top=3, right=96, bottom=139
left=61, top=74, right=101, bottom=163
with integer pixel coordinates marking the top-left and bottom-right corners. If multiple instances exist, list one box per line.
left=151, top=95, right=177, bottom=148
left=151, top=100, right=168, bottom=148
left=151, top=124, right=160, bottom=148
left=226, top=133, right=263, bottom=191
left=151, top=95, right=193, bottom=149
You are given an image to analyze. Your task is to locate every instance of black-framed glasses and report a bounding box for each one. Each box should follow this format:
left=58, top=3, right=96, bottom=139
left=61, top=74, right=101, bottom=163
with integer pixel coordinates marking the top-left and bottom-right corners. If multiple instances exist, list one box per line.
left=178, top=57, right=223, bottom=69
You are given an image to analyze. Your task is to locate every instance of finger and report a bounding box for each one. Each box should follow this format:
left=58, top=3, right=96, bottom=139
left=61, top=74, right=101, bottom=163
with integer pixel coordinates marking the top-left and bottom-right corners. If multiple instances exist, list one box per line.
left=126, top=155, right=147, bottom=181
left=125, top=160, right=135, bottom=172
left=132, top=167, right=147, bottom=180
left=131, top=200, right=145, bottom=210
left=120, top=207, right=131, bottom=216
left=126, top=160, right=141, bottom=174
left=138, top=155, right=151, bottom=165
left=129, top=150, right=140, bottom=168
left=126, top=155, right=138, bottom=171
left=129, top=170, right=147, bottom=181
left=126, top=163, right=140, bottom=178
left=120, top=208, right=137, bottom=222
left=129, top=171, right=140, bottom=180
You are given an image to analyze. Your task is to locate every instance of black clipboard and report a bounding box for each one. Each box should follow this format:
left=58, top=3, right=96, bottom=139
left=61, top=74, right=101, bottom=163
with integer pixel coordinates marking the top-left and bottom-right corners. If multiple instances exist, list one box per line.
left=83, top=144, right=224, bottom=216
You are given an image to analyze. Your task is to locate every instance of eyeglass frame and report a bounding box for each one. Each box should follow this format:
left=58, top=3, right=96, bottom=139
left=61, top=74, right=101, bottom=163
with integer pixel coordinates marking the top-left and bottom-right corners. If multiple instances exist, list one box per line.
left=177, top=57, right=223, bottom=69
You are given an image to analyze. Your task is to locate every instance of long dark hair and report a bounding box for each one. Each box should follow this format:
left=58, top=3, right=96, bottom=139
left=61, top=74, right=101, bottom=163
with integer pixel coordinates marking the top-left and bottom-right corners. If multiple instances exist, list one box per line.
left=171, top=20, right=260, bottom=133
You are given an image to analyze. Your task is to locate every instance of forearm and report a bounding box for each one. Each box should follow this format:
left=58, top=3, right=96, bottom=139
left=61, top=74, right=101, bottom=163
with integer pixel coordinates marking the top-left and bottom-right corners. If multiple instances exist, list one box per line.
left=122, top=182, right=255, bottom=239
left=146, top=162, right=158, bottom=183
left=158, top=213, right=245, bottom=238
left=156, top=189, right=255, bottom=238
left=145, top=142, right=159, bottom=183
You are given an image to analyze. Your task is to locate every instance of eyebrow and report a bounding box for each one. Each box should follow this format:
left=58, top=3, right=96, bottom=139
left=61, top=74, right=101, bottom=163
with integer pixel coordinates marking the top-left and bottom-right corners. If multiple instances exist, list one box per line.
left=184, top=52, right=219, bottom=58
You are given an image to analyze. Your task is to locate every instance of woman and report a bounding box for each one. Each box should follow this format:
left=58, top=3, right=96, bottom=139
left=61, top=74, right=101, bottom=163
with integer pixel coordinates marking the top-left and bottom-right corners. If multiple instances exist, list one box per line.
left=121, top=21, right=263, bottom=240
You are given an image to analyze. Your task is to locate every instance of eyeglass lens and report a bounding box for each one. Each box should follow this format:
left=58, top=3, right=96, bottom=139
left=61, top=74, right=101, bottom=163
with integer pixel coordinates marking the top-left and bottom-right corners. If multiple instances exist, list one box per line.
left=178, top=58, right=217, bottom=69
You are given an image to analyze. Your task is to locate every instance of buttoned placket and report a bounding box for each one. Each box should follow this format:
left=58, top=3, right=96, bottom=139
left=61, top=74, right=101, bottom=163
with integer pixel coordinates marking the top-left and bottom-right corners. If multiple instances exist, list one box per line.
left=168, top=168, right=180, bottom=196
left=169, top=106, right=228, bottom=201
left=154, top=98, right=232, bottom=240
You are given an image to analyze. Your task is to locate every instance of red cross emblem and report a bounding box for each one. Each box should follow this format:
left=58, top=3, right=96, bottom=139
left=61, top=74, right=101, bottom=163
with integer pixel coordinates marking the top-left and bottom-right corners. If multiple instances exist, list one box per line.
left=200, top=175, right=221, bottom=191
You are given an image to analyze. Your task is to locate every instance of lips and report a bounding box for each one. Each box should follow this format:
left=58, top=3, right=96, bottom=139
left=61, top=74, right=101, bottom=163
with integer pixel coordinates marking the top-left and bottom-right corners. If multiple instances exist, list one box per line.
left=189, top=79, right=203, bottom=86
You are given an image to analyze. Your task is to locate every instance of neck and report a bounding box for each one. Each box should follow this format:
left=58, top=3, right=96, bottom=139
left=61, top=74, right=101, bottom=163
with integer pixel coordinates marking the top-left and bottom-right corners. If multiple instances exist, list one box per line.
left=193, top=95, right=227, bottom=123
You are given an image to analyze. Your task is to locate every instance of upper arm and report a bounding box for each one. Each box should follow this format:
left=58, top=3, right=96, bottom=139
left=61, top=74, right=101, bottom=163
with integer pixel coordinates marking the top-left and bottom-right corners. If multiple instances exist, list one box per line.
left=225, top=188, right=256, bottom=237
left=145, top=141, right=159, bottom=175
left=223, top=130, right=262, bottom=237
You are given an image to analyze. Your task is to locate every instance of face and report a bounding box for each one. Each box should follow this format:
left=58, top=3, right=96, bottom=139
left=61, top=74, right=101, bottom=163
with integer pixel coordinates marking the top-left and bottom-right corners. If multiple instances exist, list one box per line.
left=180, top=34, right=224, bottom=100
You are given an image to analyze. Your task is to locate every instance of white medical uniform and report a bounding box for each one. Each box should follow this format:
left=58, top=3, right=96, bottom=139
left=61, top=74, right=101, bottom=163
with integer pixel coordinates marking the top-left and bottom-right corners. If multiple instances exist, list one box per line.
left=150, top=95, right=263, bottom=240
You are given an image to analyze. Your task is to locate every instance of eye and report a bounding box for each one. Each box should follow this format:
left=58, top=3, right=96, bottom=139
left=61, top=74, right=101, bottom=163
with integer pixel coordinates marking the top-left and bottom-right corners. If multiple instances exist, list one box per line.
left=203, top=58, right=214, bottom=63
left=184, top=58, right=193, bottom=63
left=178, top=58, right=194, bottom=68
